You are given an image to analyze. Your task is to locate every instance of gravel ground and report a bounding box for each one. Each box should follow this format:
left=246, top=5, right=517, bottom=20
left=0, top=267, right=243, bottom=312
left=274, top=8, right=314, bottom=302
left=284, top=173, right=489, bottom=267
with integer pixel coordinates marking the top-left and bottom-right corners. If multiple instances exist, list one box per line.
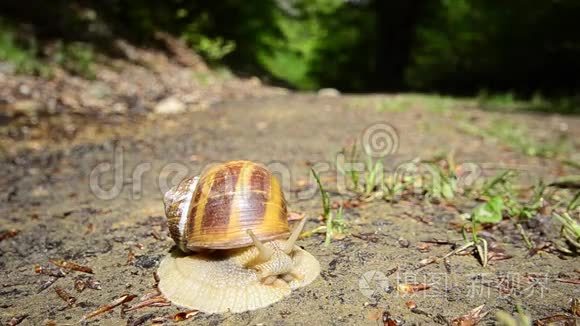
left=1, top=94, right=579, bottom=325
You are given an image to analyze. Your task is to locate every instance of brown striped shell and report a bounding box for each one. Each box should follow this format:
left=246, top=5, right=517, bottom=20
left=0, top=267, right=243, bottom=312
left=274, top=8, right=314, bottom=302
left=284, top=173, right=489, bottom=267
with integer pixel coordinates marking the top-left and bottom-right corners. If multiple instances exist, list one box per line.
left=164, top=161, right=290, bottom=251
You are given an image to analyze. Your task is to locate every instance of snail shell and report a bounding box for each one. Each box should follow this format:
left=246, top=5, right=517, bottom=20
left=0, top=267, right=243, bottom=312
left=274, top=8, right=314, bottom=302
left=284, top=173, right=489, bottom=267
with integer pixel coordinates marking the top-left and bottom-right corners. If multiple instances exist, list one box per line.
left=163, top=160, right=290, bottom=252
left=158, top=160, right=320, bottom=313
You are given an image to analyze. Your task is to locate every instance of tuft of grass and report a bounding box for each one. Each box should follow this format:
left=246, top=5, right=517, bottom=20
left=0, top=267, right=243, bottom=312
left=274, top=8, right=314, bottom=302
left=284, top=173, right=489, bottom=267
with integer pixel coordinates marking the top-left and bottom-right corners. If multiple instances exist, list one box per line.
left=495, top=304, right=532, bottom=326
left=445, top=232, right=490, bottom=268
left=377, top=97, right=409, bottom=112
left=478, top=171, right=546, bottom=221
left=382, top=94, right=467, bottom=112
left=513, top=181, right=546, bottom=220
left=491, top=120, right=569, bottom=158
left=337, top=143, right=362, bottom=192
left=517, top=223, right=534, bottom=250
left=477, top=170, right=540, bottom=212
left=423, top=163, right=457, bottom=201
left=554, top=212, right=580, bottom=251
left=347, top=94, right=469, bottom=113
left=456, top=171, right=550, bottom=265
left=462, top=195, right=505, bottom=267
left=363, top=156, right=383, bottom=195
left=478, top=91, right=580, bottom=115
left=325, top=205, right=347, bottom=246
left=458, top=119, right=571, bottom=160
left=337, top=144, right=386, bottom=197
left=464, top=169, right=580, bottom=256
left=310, top=168, right=347, bottom=246
left=472, top=195, right=505, bottom=225
left=477, top=91, right=520, bottom=111
left=568, top=191, right=580, bottom=211
left=342, top=151, right=464, bottom=204
left=479, top=170, right=515, bottom=197
left=382, top=173, right=411, bottom=202
left=312, top=168, right=330, bottom=219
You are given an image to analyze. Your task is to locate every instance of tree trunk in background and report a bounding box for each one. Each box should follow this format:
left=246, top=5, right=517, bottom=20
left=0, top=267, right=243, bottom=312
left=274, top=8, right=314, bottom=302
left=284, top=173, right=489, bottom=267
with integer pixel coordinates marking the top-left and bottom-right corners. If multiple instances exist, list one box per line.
left=374, top=0, right=424, bottom=91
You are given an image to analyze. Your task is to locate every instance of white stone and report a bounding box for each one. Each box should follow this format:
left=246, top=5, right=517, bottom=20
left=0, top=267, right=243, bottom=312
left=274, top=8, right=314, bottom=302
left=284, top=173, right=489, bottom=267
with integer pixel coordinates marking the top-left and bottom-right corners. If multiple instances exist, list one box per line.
left=317, top=88, right=340, bottom=97
left=154, top=97, right=186, bottom=114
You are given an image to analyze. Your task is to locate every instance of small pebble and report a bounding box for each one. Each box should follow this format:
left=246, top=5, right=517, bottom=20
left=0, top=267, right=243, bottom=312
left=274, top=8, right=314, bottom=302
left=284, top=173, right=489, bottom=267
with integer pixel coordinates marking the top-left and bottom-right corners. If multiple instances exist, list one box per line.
left=135, top=255, right=159, bottom=269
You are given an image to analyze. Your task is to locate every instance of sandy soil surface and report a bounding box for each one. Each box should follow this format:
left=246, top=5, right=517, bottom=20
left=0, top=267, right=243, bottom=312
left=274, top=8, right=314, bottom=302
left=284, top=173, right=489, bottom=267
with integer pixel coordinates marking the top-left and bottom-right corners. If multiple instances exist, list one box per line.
left=1, top=94, right=579, bottom=325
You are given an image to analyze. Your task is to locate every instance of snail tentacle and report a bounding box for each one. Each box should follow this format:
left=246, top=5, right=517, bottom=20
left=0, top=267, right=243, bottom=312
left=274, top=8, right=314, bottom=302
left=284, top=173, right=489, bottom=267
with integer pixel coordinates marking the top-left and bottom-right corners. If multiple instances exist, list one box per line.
left=247, top=230, right=274, bottom=263
left=283, top=217, right=307, bottom=254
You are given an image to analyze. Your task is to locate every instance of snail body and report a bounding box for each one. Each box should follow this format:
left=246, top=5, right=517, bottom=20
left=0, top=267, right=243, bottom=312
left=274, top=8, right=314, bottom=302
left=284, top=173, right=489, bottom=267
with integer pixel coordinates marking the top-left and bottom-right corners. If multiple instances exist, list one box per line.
left=157, top=161, right=320, bottom=313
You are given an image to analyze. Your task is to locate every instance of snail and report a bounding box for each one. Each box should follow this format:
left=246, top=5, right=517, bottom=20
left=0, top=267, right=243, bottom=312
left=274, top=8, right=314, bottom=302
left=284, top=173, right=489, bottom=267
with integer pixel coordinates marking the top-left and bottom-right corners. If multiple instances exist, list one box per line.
left=157, top=160, right=320, bottom=313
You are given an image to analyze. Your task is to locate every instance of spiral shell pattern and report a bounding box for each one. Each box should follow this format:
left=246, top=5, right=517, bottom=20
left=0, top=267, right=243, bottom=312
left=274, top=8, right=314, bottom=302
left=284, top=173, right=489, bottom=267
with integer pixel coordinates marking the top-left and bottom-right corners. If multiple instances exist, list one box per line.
left=164, top=161, right=290, bottom=251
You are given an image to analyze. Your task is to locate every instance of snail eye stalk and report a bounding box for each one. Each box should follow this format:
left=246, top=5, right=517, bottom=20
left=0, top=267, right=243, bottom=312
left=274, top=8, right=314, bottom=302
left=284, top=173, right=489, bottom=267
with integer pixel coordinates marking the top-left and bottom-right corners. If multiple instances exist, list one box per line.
left=284, top=217, right=307, bottom=254
left=247, top=230, right=274, bottom=262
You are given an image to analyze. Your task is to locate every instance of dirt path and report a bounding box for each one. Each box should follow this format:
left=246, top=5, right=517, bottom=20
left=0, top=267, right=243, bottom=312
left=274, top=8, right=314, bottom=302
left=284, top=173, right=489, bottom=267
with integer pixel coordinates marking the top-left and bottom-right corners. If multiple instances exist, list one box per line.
left=1, top=94, right=579, bottom=325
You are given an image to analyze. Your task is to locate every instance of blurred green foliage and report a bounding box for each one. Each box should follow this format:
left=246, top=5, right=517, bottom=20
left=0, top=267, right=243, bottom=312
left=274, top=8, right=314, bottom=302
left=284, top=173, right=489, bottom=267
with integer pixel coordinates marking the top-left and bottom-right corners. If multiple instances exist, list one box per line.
left=0, top=19, right=47, bottom=75
left=408, top=0, right=580, bottom=96
left=253, top=0, right=374, bottom=89
left=51, top=42, right=96, bottom=79
left=0, top=0, right=578, bottom=99
left=0, top=18, right=96, bottom=78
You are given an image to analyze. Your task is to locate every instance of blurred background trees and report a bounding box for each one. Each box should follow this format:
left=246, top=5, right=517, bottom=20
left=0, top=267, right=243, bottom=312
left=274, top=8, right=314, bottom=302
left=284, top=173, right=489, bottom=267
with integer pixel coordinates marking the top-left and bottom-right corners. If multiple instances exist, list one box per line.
left=1, top=0, right=579, bottom=97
